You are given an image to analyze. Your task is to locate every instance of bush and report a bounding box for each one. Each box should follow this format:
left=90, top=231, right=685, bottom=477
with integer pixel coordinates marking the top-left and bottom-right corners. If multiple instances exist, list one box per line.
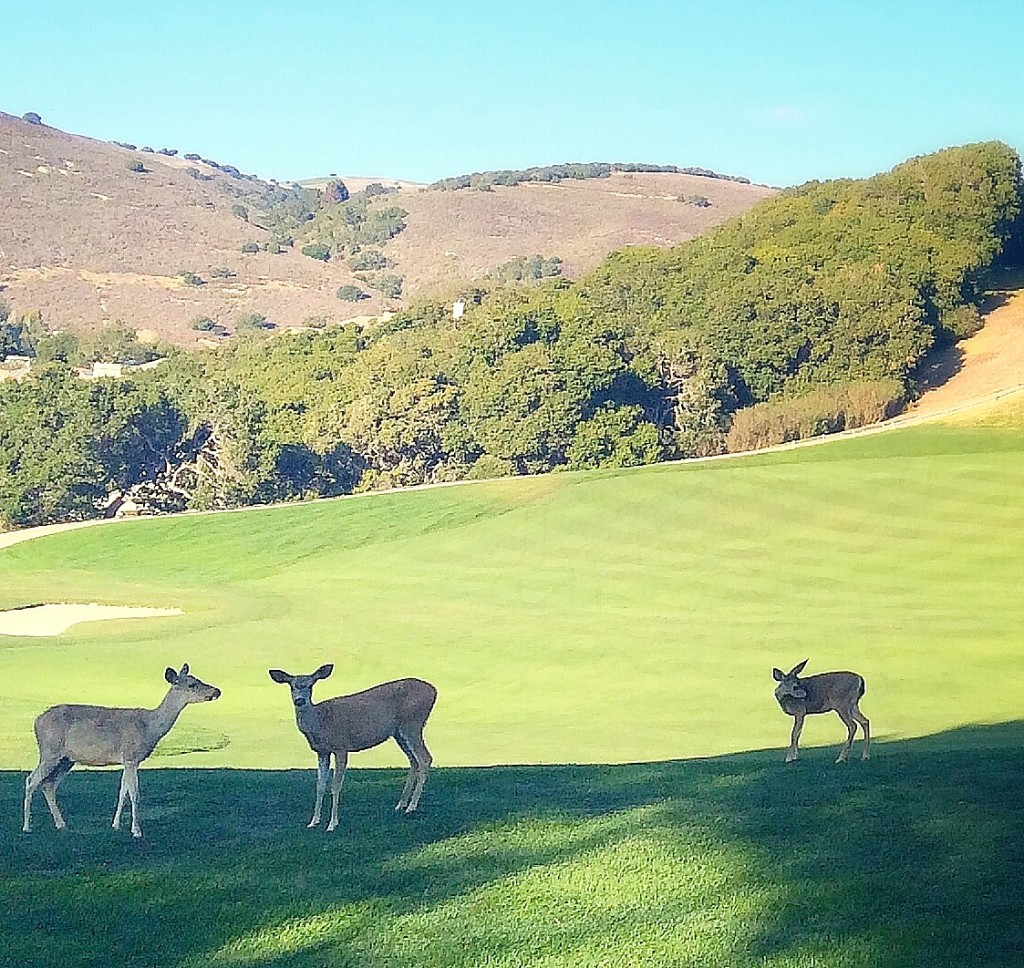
left=337, top=285, right=369, bottom=302
left=22, top=112, right=42, bottom=125
left=236, top=312, right=275, bottom=332
left=231, top=204, right=249, bottom=222
left=127, top=160, right=146, bottom=173
left=184, top=153, right=201, bottom=161
left=465, top=454, right=517, bottom=480
left=725, top=380, right=906, bottom=452
left=190, top=317, right=217, bottom=331
left=179, top=270, right=204, bottom=287
left=365, top=274, right=403, bottom=298
left=348, top=249, right=391, bottom=271
left=323, top=180, right=349, bottom=203
left=210, top=267, right=236, bottom=279
left=301, top=243, right=331, bottom=262
left=241, top=242, right=260, bottom=254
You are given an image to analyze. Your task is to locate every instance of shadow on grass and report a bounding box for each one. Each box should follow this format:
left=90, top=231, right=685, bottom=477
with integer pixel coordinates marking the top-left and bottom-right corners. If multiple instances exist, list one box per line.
left=1, top=724, right=1022, bottom=967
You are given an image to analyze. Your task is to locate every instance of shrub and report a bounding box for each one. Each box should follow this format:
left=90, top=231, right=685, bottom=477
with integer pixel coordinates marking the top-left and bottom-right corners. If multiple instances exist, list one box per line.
left=324, top=180, right=349, bottom=203
left=301, top=243, right=331, bottom=262
left=725, top=380, right=906, bottom=452
left=241, top=242, right=260, bottom=254
left=159, top=148, right=178, bottom=156
left=184, top=153, right=201, bottom=161
left=127, top=160, right=146, bottom=173
left=348, top=249, right=391, bottom=271
left=22, top=112, right=42, bottom=125
left=236, top=312, right=274, bottom=332
left=179, top=270, right=204, bottom=287
left=465, top=454, right=516, bottom=480
left=367, top=274, right=403, bottom=298
left=210, top=267, right=236, bottom=279
left=141, top=146, right=154, bottom=153
left=337, top=285, right=369, bottom=302
left=231, top=204, right=249, bottom=222
left=190, top=317, right=217, bottom=331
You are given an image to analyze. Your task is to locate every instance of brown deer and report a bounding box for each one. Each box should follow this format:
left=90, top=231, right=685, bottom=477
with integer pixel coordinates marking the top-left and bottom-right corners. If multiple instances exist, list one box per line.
left=269, top=664, right=437, bottom=831
left=772, top=659, right=870, bottom=763
left=23, top=664, right=221, bottom=838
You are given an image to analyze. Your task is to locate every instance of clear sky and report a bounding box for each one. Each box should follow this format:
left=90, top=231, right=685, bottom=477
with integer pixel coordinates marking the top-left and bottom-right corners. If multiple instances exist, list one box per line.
left=6, top=0, right=1024, bottom=187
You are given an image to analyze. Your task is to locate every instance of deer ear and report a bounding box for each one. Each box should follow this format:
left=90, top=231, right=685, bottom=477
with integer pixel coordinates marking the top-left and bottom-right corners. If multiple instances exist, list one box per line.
left=790, top=659, right=808, bottom=677
left=772, top=667, right=785, bottom=681
left=268, top=669, right=291, bottom=684
left=179, top=663, right=189, bottom=677
left=165, top=667, right=179, bottom=685
left=315, top=663, right=334, bottom=680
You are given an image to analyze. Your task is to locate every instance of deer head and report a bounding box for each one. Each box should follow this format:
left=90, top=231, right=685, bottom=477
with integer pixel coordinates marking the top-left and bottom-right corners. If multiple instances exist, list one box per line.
left=268, top=664, right=334, bottom=708
left=772, top=659, right=809, bottom=701
left=165, top=663, right=221, bottom=702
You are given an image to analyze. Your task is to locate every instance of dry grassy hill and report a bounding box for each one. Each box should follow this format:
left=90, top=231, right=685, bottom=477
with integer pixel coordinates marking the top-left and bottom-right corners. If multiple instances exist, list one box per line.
left=0, top=112, right=774, bottom=346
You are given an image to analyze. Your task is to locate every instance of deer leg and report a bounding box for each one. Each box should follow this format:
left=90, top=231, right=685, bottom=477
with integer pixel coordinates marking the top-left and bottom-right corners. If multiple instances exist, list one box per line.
left=393, top=731, right=418, bottom=812
left=309, top=752, right=330, bottom=828
left=835, top=709, right=857, bottom=763
left=112, top=770, right=130, bottom=829
left=786, top=712, right=805, bottom=762
left=123, top=762, right=143, bottom=838
left=326, top=751, right=348, bottom=832
left=403, top=729, right=433, bottom=813
left=40, top=758, right=73, bottom=831
left=24, top=756, right=66, bottom=832
left=853, top=706, right=871, bottom=760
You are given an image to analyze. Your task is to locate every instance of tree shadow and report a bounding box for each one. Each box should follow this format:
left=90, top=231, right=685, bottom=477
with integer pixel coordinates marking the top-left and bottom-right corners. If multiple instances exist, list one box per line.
left=1, top=723, right=1021, bottom=967
left=914, top=342, right=965, bottom=393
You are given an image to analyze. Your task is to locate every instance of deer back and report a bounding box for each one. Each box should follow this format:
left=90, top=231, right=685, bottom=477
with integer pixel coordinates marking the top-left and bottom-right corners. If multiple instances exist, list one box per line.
left=35, top=704, right=152, bottom=766
left=299, top=678, right=436, bottom=754
left=793, top=672, right=865, bottom=715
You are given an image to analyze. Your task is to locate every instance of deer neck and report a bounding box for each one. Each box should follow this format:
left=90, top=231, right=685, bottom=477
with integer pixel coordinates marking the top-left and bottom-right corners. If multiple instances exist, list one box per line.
left=295, top=701, right=328, bottom=747
left=143, top=687, right=190, bottom=743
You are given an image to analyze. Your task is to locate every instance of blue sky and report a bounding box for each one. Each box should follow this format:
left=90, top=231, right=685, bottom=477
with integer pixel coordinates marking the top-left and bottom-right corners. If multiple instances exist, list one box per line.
left=7, top=0, right=1024, bottom=187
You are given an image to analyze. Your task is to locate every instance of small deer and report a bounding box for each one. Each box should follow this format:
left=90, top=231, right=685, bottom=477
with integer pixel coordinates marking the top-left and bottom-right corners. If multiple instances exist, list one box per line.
left=23, top=664, right=221, bottom=838
left=268, top=664, right=437, bottom=831
left=772, top=659, right=870, bottom=763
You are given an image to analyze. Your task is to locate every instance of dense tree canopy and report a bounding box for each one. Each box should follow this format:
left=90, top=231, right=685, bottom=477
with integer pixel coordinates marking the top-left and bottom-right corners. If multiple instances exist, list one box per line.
left=2, top=142, right=1021, bottom=527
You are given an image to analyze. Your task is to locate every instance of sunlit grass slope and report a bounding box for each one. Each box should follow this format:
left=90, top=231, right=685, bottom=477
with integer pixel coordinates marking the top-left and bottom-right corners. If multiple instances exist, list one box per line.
left=0, top=415, right=1022, bottom=770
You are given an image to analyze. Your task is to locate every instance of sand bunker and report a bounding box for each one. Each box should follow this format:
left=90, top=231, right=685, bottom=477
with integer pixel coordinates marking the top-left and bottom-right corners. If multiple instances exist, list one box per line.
left=0, top=603, right=183, bottom=637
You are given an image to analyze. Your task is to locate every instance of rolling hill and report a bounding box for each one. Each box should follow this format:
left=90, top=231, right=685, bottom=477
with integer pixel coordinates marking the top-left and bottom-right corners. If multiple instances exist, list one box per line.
left=0, top=112, right=774, bottom=345
left=0, top=394, right=1022, bottom=968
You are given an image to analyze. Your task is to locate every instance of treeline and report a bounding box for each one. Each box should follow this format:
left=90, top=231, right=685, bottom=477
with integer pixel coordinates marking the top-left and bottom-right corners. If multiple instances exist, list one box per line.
left=2, top=142, right=1020, bottom=528
left=429, top=162, right=753, bottom=191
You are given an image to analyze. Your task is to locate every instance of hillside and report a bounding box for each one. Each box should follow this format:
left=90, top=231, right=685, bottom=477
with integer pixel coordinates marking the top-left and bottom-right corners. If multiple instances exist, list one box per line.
left=0, top=112, right=774, bottom=345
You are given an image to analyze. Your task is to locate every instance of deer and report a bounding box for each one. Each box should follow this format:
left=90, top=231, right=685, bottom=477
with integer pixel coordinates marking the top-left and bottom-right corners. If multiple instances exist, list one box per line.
left=268, top=664, right=437, bottom=831
left=23, top=664, right=221, bottom=838
left=772, top=659, right=870, bottom=764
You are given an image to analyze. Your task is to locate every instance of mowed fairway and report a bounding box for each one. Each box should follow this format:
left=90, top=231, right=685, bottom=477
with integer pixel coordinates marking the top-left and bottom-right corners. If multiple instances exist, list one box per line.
left=0, top=410, right=1022, bottom=967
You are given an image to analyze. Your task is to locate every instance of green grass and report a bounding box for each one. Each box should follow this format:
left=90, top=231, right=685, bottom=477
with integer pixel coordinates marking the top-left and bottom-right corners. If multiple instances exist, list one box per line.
left=0, top=422, right=1022, bottom=769
left=1, top=415, right=1023, bottom=966
left=2, top=727, right=1022, bottom=967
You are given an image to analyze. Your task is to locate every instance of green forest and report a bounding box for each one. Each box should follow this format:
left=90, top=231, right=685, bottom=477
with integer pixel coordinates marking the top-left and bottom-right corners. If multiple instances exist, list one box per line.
left=1, top=141, right=1021, bottom=528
